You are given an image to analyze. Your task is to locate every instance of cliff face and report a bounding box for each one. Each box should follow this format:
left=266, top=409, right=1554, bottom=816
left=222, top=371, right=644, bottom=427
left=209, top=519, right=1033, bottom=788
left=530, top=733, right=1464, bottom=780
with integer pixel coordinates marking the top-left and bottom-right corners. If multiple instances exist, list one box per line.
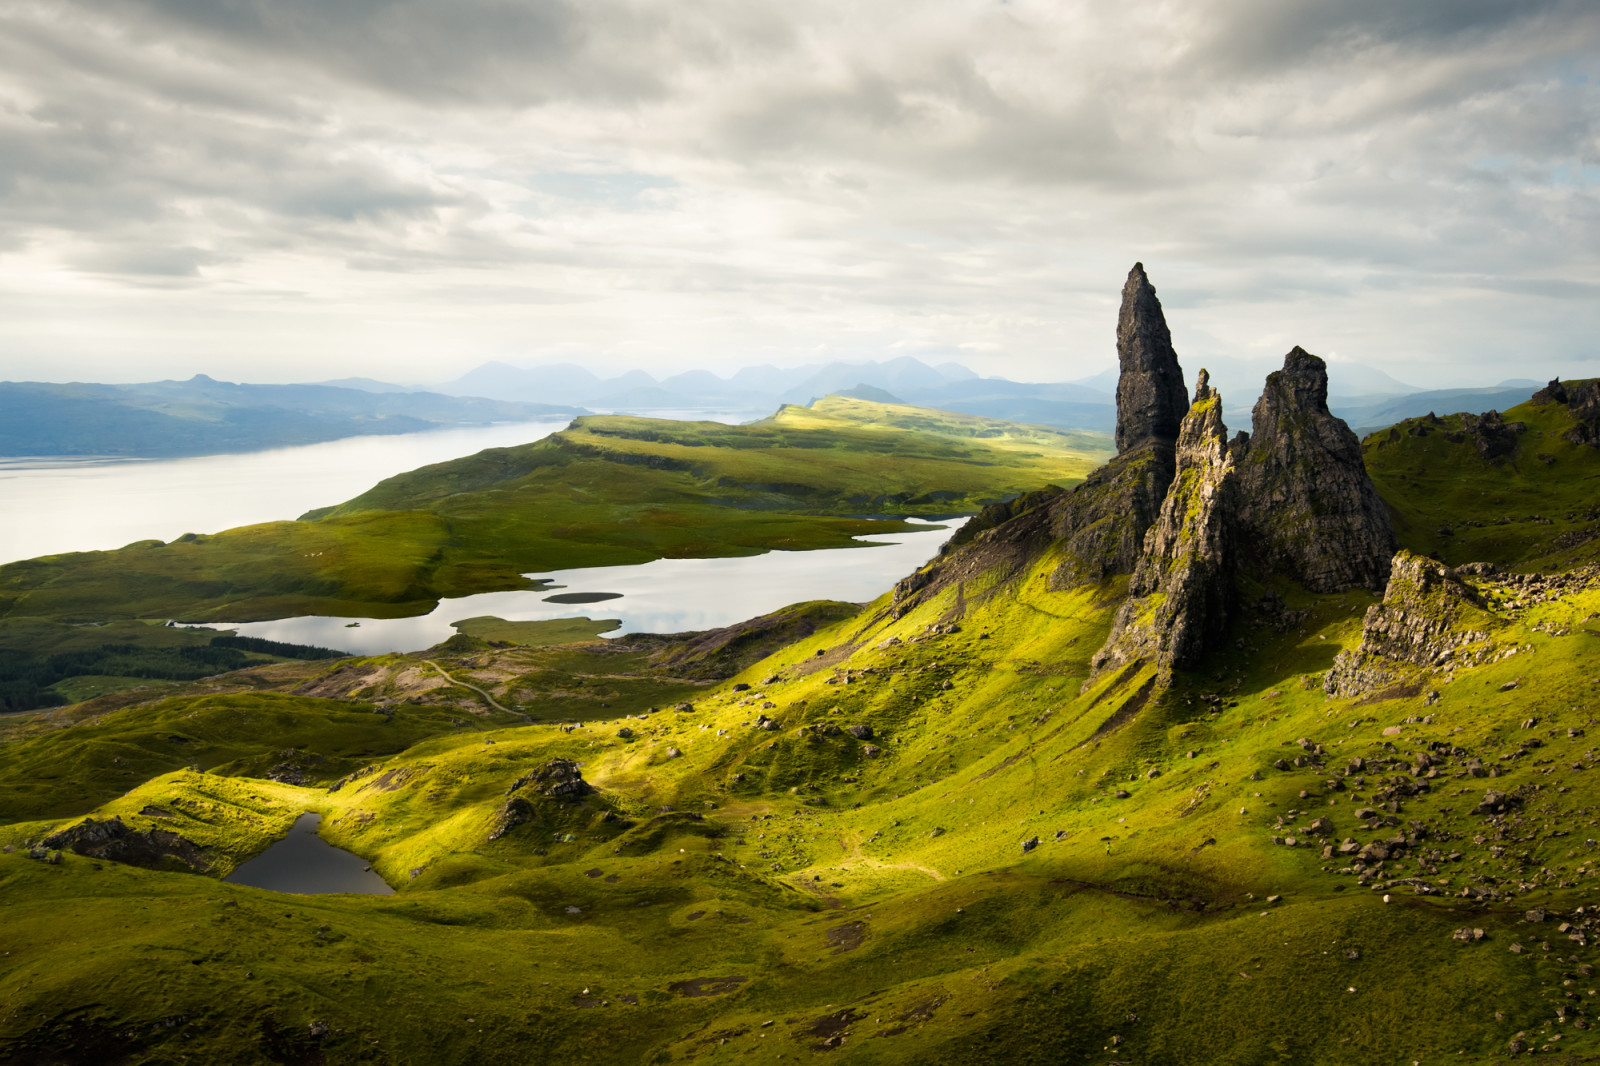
left=1091, top=372, right=1237, bottom=674
left=1323, top=551, right=1501, bottom=697
left=1114, top=263, right=1190, bottom=454
left=1047, top=263, right=1187, bottom=588
left=900, top=271, right=1400, bottom=683
left=1234, top=347, right=1396, bottom=593
left=897, top=264, right=1189, bottom=611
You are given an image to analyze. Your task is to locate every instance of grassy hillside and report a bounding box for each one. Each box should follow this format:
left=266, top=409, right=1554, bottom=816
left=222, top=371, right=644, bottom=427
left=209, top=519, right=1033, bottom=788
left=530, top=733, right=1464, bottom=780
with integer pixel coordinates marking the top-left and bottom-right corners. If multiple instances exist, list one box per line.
left=1364, top=387, right=1600, bottom=569
left=4, top=492, right=1600, bottom=1062
left=8, top=389, right=1600, bottom=1063
left=0, top=398, right=1111, bottom=626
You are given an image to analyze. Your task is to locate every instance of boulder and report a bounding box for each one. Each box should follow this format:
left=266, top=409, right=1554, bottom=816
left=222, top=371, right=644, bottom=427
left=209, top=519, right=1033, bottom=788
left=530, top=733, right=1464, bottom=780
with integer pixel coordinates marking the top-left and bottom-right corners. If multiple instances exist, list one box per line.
left=507, top=759, right=592, bottom=801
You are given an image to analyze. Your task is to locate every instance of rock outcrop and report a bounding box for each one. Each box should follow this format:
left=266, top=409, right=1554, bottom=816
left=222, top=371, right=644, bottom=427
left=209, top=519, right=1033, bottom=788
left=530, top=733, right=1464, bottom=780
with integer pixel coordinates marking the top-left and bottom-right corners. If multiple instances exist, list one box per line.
left=1450, top=410, right=1525, bottom=459
left=1043, top=264, right=1188, bottom=588
left=1234, top=347, right=1396, bottom=592
left=1092, top=372, right=1237, bottom=674
left=1531, top=377, right=1600, bottom=447
left=507, top=759, right=592, bottom=800
left=1324, top=551, right=1501, bottom=697
left=41, top=816, right=211, bottom=872
left=895, top=263, right=1188, bottom=609
left=1114, top=263, right=1189, bottom=454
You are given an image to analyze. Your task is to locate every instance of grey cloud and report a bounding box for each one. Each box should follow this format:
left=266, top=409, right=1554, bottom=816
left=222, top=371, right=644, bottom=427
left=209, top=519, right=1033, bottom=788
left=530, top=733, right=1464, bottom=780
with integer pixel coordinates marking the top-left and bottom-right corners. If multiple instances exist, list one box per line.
left=1190, top=0, right=1597, bottom=73
left=72, top=244, right=227, bottom=277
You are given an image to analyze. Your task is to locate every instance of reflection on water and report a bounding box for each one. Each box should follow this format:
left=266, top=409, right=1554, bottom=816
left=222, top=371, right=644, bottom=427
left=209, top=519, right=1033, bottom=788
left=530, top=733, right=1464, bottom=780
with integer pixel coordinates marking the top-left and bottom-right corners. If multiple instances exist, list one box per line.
left=1, top=409, right=772, bottom=566
left=223, top=812, right=393, bottom=895
left=201, top=520, right=953, bottom=655
left=0, top=421, right=572, bottom=564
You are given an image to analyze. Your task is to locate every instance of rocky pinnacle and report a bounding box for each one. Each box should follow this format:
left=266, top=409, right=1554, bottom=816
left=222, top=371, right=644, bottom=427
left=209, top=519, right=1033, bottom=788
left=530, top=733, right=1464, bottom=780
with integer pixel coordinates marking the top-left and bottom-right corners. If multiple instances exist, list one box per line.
left=1114, top=263, right=1189, bottom=454
left=1092, top=370, right=1237, bottom=675
left=1234, top=346, right=1397, bottom=592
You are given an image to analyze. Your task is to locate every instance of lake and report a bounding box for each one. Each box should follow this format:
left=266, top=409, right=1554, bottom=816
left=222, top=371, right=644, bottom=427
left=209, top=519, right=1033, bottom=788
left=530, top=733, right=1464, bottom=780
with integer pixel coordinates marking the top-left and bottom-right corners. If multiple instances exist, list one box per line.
left=223, top=812, right=393, bottom=895
left=0, top=407, right=768, bottom=565
left=197, top=519, right=952, bottom=655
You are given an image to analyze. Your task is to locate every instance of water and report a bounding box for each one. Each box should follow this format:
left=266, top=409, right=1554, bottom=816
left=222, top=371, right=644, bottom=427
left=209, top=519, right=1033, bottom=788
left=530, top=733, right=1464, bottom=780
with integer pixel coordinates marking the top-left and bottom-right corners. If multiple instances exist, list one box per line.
left=223, top=812, right=393, bottom=895
left=0, top=421, right=575, bottom=565
left=198, top=520, right=952, bottom=655
left=0, top=409, right=771, bottom=566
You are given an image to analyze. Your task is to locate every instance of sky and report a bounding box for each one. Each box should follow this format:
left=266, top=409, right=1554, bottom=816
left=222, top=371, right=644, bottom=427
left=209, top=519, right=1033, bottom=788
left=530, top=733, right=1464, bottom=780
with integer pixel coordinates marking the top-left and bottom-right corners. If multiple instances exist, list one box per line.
left=0, top=0, right=1597, bottom=390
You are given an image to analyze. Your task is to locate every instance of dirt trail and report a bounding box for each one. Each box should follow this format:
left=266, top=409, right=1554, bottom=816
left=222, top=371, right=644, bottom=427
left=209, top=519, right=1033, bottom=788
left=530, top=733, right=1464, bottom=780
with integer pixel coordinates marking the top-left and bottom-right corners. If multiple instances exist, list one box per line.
left=420, top=659, right=527, bottom=721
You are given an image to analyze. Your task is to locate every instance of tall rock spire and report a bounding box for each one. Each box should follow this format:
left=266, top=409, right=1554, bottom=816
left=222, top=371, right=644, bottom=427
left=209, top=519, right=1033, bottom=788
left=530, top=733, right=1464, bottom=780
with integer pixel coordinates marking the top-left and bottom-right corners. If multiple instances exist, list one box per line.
left=1091, top=370, right=1238, bottom=676
left=1114, top=263, right=1189, bottom=454
left=1234, top=346, right=1396, bottom=592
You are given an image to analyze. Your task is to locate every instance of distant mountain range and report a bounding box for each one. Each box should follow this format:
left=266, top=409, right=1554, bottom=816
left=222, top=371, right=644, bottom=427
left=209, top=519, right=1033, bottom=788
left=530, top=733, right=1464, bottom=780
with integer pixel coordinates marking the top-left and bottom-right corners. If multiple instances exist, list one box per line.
left=0, top=376, right=585, bottom=459
left=382, top=357, right=1551, bottom=438
left=3, top=359, right=1553, bottom=462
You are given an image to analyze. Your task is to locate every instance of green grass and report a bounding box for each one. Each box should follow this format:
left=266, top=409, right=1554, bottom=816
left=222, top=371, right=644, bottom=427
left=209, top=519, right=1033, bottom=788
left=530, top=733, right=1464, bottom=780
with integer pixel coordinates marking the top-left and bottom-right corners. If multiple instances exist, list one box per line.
left=1364, top=388, right=1600, bottom=569
left=9, top=399, right=1600, bottom=1062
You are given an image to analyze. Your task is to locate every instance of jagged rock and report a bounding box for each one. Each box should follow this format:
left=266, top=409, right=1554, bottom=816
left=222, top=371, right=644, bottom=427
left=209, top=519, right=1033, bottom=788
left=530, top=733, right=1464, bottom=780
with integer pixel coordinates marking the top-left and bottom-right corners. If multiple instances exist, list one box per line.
left=1114, top=263, right=1189, bottom=453
left=892, top=264, right=1187, bottom=609
left=1451, top=410, right=1525, bottom=459
left=1531, top=377, right=1600, bottom=446
left=1046, top=443, right=1178, bottom=589
left=845, top=724, right=874, bottom=740
left=1234, top=347, right=1396, bottom=592
left=1091, top=372, right=1236, bottom=674
left=41, top=816, right=211, bottom=872
left=488, top=796, right=536, bottom=841
left=1324, top=551, right=1500, bottom=697
left=264, top=763, right=309, bottom=786
left=507, top=759, right=592, bottom=801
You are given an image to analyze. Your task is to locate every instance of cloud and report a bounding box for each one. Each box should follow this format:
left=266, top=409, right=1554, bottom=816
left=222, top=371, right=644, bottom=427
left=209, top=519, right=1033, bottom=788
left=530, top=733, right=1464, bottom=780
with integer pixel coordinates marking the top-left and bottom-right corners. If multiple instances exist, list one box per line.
left=0, top=0, right=1595, bottom=387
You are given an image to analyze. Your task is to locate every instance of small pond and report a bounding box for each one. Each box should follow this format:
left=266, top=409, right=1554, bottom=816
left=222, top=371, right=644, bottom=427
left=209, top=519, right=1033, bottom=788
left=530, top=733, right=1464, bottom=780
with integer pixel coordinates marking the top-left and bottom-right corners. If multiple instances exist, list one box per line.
left=223, top=813, right=394, bottom=895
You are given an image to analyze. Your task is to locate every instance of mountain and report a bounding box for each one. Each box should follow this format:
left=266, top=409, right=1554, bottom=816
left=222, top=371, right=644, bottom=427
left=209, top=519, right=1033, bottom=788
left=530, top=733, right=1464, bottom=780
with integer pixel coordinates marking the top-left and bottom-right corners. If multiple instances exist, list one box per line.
left=1336, top=385, right=1550, bottom=435
left=311, top=377, right=424, bottom=394
left=0, top=376, right=586, bottom=459
left=436, top=357, right=1088, bottom=423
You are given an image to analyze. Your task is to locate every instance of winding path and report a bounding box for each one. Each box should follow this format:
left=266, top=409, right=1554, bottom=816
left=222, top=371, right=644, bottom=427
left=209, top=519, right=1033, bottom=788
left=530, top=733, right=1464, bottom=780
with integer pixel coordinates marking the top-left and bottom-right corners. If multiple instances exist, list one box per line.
left=420, top=659, right=527, bottom=721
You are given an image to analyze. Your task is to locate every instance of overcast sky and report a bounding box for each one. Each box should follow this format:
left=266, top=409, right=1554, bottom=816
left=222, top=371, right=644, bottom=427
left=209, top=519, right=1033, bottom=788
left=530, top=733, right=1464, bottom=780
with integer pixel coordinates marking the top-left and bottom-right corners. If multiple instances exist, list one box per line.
left=0, top=0, right=1596, bottom=389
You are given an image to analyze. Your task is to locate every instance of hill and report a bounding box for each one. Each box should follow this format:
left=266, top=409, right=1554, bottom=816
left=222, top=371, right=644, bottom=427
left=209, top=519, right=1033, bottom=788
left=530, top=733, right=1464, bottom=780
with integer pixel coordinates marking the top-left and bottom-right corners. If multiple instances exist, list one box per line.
left=0, top=269, right=1597, bottom=1064
left=0, top=398, right=1111, bottom=630
left=0, top=376, right=585, bottom=458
